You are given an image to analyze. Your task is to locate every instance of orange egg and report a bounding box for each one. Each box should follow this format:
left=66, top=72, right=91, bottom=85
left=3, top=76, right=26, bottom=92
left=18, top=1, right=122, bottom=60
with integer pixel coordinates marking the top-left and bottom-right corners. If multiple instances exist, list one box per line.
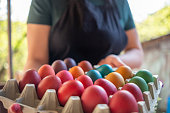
left=69, top=66, right=84, bottom=79
left=78, top=60, right=93, bottom=72
left=105, top=72, right=125, bottom=89
left=38, top=64, right=55, bottom=79
left=115, top=66, right=133, bottom=80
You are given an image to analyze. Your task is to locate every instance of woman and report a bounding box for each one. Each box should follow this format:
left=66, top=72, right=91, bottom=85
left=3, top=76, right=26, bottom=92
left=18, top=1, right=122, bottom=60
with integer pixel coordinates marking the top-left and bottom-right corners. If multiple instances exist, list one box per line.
left=24, top=0, right=143, bottom=72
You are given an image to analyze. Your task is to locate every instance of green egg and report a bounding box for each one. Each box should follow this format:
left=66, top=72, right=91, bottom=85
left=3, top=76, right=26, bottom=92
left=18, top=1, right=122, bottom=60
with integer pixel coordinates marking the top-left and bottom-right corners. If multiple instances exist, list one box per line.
left=129, top=76, right=148, bottom=92
left=96, top=64, right=113, bottom=78
left=87, top=70, right=102, bottom=83
left=135, top=69, right=153, bottom=83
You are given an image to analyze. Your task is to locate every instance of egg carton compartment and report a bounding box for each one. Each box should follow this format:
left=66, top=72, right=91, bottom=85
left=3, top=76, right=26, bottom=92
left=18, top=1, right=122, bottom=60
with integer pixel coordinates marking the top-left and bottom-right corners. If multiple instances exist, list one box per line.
left=0, top=75, right=162, bottom=113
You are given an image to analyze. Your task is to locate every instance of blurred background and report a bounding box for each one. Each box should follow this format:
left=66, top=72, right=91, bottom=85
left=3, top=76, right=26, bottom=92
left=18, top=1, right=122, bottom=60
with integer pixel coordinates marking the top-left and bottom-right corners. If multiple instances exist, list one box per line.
left=0, top=0, right=170, bottom=112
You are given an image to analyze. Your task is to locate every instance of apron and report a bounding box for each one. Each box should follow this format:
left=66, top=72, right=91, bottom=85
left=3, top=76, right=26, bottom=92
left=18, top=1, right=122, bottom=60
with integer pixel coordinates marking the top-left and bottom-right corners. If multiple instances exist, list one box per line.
left=49, top=0, right=128, bottom=65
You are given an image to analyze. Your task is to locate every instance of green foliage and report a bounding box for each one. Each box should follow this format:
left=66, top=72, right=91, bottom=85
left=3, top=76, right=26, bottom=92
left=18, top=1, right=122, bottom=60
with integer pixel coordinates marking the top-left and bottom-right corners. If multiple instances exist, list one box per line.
left=0, top=20, right=27, bottom=81
left=136, top=6, right=170, bottom=42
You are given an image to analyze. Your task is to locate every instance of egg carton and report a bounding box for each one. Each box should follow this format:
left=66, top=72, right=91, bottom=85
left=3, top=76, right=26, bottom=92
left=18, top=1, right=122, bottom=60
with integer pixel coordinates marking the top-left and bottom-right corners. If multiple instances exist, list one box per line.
left=0, top=75, right=162, bottom=113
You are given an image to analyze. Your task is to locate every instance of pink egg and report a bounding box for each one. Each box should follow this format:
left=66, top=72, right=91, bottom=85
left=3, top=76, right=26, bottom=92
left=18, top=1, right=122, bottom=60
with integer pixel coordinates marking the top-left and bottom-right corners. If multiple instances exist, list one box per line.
left=56, top=70, right=73, bottom=83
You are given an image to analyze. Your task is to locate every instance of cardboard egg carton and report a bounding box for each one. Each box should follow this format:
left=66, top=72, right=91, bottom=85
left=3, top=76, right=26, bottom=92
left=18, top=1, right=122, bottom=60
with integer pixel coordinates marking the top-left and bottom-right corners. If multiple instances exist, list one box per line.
left=0, top=75, right=162, bottom=113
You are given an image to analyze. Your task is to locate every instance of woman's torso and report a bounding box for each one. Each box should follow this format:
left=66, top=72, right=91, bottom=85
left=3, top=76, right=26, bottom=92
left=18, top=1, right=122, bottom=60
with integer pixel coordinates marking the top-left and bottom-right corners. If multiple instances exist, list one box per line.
left=27, top=0, right=135, bottom=64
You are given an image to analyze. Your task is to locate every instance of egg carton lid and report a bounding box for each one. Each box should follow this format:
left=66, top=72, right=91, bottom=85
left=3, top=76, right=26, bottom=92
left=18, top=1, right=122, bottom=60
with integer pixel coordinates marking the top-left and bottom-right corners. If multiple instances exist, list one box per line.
left=0, top=75, right=162, bottom=113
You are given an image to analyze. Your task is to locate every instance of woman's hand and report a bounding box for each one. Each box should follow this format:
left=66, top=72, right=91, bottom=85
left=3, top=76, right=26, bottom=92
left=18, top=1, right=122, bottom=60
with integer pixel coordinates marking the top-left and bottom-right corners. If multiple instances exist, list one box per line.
left=98, top=28, right=144, bottom=69
left=98, top=54, right=126, bottom=68
left=8, top=103, right=23, bottom=113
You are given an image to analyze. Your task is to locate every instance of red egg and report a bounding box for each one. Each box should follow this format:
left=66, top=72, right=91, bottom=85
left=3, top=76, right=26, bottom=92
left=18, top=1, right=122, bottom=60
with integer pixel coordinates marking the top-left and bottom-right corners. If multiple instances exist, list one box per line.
left=57, top=80, right=84, bottom=106
left=78, top=60, right=93, bottom=72
left=38, top=64, right=55, bottom=79
left=37, top=75, right=62, bottom=99
left=52, top=60, right=67, bottom=74
left=9, top=103, right=22, bottom=113
left=109, top=90, right=138, bottom=113
left=77, top=75, right=93, bottom=89
left=19, top=69, right=41, bottom=92
left=56, top=70, right=73, bottom=83
left=81, top=85, right=108, bottom=113
left=121, top=83, right=144, bottom=102
left=94, top=78, right=117, bottom=97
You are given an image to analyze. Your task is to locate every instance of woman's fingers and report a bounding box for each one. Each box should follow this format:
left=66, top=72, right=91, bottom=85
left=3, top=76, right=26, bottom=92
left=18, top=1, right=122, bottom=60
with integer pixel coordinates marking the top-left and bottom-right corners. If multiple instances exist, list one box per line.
left=8, top=103, right=23, bottom=113
left=104, top=55, right=126, bottom=68
left=97, top=59, right=105, bottom=65
left=98, top=54, right=127, bottom=68
left=112, top=57, right=126, bottom=67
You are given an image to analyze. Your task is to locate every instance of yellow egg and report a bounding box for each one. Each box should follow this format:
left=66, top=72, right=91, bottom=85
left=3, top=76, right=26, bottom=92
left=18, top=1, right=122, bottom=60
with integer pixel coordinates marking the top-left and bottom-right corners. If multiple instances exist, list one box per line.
left=69, top=66, right=84, bottom=79
left=105, top=72, right=125, bottom=89
left=115, top=66, right=133, bottom=80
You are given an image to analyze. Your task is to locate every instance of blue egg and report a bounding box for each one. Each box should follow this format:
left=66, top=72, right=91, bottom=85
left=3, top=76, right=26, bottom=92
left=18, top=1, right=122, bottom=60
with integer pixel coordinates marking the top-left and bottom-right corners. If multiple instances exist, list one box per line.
left=86, top=70, right=102, bottom=83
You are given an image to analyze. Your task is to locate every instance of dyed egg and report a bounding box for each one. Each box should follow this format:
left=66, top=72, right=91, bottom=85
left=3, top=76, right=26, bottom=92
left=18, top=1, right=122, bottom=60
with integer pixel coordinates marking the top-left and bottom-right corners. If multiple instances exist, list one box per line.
left=81, top=85, right=108, bottom=113
left=135, top=69, right=153, bottom=83
left=19, top=69, right=41, bottom=92
left=56, top=70, right=73, bottom=83
left=37, top=75, right=62, bottom=99
left=69, top=66, right=84, bottom=79
left=96, top=64, right=113, bottom=78
left=57, top=80, right=84, bottom=106
left=86, top=70, right=102, bottom=83
left=115, top=66, right=133, bottom=80
left=122, top=83, right=144, bottom=102
left=38, top=64, right=55, bottom=79
left=51, top=60, right=67, bottom=74
left=77, top=75, right=93, bottom=89
left=129, top=76, right=148, bottom=92
left=78, top=60, right=93, bottom=72
left=94, top=78, right=117, bottom=97
left=105, top=72, right=125, bottom=89
left=109, top=90, right=138, bottom=113
left=64, top=57, right=77, bottom=69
